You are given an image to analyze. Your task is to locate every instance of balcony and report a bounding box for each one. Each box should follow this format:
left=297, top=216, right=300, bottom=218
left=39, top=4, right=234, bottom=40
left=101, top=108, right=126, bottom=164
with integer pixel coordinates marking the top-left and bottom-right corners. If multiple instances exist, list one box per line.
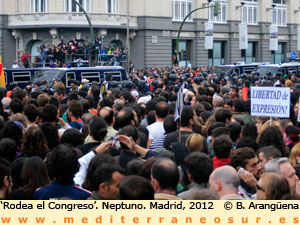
left=7, top=13, right=138, bottom=29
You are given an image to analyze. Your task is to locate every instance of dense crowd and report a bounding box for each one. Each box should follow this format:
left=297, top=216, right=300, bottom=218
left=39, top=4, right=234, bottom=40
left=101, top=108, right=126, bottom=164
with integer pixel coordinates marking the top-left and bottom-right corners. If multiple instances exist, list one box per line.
left=0, top=66, right=300, bottom=200
left=20, top=36, right=128, bottom=68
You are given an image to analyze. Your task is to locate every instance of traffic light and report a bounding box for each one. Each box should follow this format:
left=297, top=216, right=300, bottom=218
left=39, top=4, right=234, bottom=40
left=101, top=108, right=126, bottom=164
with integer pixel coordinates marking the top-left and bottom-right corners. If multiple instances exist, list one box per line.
left=173, top=56, right=178, bottom=65
left=214, top=1, right=220, bottom=17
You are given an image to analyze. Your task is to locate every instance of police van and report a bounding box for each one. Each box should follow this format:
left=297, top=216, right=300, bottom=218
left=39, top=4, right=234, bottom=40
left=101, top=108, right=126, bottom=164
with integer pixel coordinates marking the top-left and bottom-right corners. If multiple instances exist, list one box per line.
left=5, top=66, right=127, bottom=89
left=255, top=62, right=300, bottom=76
left=213, top=63, right=260, bottom=77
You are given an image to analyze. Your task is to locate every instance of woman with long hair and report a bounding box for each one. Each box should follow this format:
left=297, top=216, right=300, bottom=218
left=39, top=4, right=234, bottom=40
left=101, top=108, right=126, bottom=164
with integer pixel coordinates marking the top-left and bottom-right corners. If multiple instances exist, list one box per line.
left=256, top=173, right=290, bottom=200
left=290, top=143, right=300, bottom=167
left=21, top=126, right=49, bottom=159
left=10, top=156, right=50, bottom=200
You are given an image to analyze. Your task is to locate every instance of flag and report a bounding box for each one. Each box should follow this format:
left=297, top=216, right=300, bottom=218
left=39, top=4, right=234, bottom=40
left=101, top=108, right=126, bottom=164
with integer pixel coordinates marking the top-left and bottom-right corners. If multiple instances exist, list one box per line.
left=175, top=82, right=186, bottom=121
left=242, top=87, right=248, bottom=101
left=0, top=63, right=6, bottom=88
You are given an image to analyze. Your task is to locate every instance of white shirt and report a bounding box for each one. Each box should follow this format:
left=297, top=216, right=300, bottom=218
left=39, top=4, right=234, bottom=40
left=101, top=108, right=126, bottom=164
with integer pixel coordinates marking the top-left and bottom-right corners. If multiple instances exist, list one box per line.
left=147, top=121, right=165, bottom=141
left=12, top=64, right=20, bottom=68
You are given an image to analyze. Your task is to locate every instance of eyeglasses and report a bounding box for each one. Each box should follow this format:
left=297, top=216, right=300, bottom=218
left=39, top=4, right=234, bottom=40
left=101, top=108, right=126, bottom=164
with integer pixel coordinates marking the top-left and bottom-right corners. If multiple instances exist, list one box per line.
left=256, top=184, right=265, bottom=192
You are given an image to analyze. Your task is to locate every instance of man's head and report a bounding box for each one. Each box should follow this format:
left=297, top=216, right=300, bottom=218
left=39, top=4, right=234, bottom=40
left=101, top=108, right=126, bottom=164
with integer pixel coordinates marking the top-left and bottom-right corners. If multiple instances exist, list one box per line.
left=265, top=158, right=299, bottom=194
left=215, top=108, right=232, bottom=124
left=180, top=106, right=196, bottom=128
left=91, top=163, right=124, bottom=200
left=119, top=175, right=154, bottom=200
left=163, top=115, right=177, bottom=134
left=99, top=107, right=114, bottom=126
left=24, top=104, right=39, bottom=123
left=68, top=100, right=83, bottom=120
left=212, top=95, right=224, bottom=108
left=151, top=158, right=179, bottom=194
left=69, top=80, right=78, bottom=90
left=231, top=147, right=262, bottom=179
left=0, top=158, right=12, bottom=199
left=209, top=166, right=240, bottom=198
left=89, top=117, right=107, bottom=142
left=213, top=135, right=232, bottom=159
left=9, top=98, right=24, bottom=115
left=155, top=101, right=169, bottom=120
left=54, top=89, right=66, bottom=102
left=185, top=152, right=213, bottom=185
left=114, top=107, right=137, bottom=130
left=119, top=125, right=139, bottom=151
left=257, top=145, right=281, bottom=170
left=46, top=145, right=79, bottom=184
left=42, top=104, right=58, bottom=123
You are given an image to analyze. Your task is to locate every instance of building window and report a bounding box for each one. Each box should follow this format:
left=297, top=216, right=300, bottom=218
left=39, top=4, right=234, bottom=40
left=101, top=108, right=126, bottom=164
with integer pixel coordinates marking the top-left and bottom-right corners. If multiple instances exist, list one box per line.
left=209, top=41, right=226, bottom=66
left=241, top=42, right=256, bottom=63
left=172, top=0, right=193, bottom=21
left=272, top=0, right=286, bottom=26
left=209, top=0, right=227, bottom=23
left=242, top=0, right=258, bottom=25
left=65, top=0, right=91, bottom=12
left=271, top=43, right=286, bottom=64
left=107, top=0, right=119, bottom=14
left=31, top=0, right=47, bottom=12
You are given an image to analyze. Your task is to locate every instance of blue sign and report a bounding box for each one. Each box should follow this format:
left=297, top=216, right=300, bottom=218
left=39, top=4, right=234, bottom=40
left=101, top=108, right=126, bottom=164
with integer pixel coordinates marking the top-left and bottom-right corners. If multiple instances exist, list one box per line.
left=291, top=52, right=296, bottom=60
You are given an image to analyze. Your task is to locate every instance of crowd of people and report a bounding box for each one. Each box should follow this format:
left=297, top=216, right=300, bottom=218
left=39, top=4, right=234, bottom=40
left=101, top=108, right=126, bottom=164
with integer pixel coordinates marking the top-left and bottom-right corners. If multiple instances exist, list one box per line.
left=21, top=36, right=127, bottom=68
left=0, top=65, right=300, bottom=200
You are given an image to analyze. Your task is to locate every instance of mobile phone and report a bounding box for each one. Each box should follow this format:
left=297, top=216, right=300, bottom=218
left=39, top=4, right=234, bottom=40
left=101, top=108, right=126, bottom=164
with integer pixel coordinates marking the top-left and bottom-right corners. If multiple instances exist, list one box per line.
left=238, top=167, right=249, bottom=176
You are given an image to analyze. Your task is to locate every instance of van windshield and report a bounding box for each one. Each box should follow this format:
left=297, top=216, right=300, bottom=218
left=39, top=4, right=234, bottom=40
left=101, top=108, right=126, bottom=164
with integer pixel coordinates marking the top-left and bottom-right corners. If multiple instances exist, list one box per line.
left=212, top=66, right=232, bottom=76
left=255, top=66, right=279, bottom=76
left=31, top=70, right=62, bottom=84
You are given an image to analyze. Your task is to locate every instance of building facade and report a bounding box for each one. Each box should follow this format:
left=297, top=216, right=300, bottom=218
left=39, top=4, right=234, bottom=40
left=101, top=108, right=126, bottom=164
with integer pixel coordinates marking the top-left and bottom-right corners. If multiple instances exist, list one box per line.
left=0, top=0, right=300, bottom=69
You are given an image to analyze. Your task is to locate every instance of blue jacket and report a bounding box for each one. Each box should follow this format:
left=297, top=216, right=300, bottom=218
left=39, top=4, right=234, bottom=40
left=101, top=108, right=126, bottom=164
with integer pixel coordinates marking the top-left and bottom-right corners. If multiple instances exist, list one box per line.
left=34, top=180, right=91, bottom=200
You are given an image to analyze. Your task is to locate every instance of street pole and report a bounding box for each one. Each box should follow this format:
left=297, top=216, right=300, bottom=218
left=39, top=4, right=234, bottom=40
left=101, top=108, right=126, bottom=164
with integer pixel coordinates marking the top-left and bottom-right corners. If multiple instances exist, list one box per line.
left=176, top=2, right=219, bottom=66
left=72, top=0, right=95, bottom=45
left=176, top=6, right=211, bottom=66
left=126, top=0, right=130, bottom=72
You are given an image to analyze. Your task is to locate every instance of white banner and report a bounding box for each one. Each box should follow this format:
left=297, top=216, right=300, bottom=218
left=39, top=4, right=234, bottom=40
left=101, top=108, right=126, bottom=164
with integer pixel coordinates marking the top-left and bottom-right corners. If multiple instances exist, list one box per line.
left=239, top=23, right=248, bottom=49
left=204, top=22, right=214, bottom=50
left=175, top=82, right=186, bottom=121
left=251, top=86, right=290, bottom=118
left=297, top=26, right=300, bottom=51
left=269, top=25, right=278, bottom=51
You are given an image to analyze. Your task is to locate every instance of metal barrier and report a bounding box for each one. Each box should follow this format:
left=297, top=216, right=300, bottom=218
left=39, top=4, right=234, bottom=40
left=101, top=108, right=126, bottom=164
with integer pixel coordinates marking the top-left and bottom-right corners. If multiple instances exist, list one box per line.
left=25, top=53, right=127, bottom=68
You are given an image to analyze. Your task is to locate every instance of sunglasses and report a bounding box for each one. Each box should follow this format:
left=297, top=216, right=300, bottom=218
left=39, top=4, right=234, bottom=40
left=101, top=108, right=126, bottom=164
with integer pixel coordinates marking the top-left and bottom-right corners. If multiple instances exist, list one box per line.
left=256, top=184, right=265, bottom=192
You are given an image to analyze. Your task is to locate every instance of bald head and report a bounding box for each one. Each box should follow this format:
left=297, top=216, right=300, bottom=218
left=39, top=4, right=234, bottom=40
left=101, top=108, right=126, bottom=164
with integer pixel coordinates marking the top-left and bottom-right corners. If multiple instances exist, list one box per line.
left=99, top=107, right=114, bottom=125
left=210, top=166, right=240, bottom=191
left=151, top=158, right=179, bottom=192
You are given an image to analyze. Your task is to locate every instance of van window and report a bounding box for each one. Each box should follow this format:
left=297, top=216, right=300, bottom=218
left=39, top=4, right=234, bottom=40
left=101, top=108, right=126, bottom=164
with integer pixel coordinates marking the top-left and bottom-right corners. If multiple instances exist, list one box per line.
left=66, top=72, right=75, bottom=87
left=104, top=71, right=122, bottom=82
left=243, top=67, right=255, bottom=74
left=288, top=67, right=297, bottom=75
left=233, top=68, right=240, bottom=75
left=12, top=71, right=31, bottom=83
left=81, top=72, right=100, bottom=83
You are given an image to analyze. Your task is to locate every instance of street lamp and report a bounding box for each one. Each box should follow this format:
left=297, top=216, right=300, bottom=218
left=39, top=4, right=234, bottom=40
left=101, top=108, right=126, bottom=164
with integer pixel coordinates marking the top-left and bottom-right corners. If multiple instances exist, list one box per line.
left=175, top=0, right=220, bottom=65
left=72, top=0, right=95, bottom=45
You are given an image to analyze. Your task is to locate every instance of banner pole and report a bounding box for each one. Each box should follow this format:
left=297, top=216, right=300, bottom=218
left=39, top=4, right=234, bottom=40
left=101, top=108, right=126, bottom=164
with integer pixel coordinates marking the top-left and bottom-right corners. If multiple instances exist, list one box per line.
left=270, top=117, right=273, bottom=125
